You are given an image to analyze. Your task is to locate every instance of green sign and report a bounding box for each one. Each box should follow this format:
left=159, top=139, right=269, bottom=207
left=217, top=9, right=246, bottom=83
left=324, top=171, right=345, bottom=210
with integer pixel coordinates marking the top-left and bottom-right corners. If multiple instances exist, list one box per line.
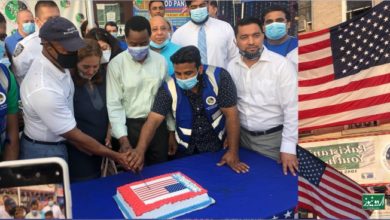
left=362, top=194, right=385, bottom=210
left=307, top=142, right=367, bottom=170
left=4, top=0, right=19, bottom=21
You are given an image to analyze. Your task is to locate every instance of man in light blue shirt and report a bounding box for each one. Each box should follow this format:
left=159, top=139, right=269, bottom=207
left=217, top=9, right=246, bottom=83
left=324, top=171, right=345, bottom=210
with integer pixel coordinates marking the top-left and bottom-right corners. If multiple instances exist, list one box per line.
left=5, top=9, right=35, bottom=57
left=149, top=16, right=180, bottom=76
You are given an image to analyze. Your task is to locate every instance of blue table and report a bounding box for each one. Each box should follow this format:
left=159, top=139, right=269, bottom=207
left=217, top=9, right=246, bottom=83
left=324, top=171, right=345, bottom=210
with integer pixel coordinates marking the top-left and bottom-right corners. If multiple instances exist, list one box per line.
left=71, top=149, right=297, bottom=218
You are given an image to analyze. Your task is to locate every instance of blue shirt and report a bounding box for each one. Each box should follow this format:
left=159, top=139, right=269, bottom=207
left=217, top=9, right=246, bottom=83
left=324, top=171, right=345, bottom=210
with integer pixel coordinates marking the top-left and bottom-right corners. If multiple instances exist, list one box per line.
left=160, top=41, right=181, bottom=76
left=263, top=36, right=298, bottom=57
left=5, top=31, right=23, bottom=56
left=118, top=40, right=127, bottom=51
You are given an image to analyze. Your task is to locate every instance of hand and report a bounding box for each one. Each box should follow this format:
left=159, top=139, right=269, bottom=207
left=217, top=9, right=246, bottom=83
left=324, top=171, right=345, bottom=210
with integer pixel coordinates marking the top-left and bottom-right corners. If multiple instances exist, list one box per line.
left=279, top=152, right=299, bottom=176
left=168, top=131, right=177, bottom=156
left=217, top=150, right=250, bottom=173
left=128, top=148, right=145, bottom=173
left=115, top=151, right=132, bottom=170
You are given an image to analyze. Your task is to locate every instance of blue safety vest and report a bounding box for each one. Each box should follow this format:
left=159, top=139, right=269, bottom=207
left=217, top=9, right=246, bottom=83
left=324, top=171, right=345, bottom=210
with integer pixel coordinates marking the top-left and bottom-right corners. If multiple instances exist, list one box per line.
left=164, top=65, right=226, bottom=150
left=0, top=64, right=10, bottom=149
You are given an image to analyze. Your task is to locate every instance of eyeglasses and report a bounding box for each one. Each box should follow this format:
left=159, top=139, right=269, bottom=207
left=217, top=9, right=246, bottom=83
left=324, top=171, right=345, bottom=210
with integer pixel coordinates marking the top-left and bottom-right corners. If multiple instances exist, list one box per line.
left=264, top=18, right=287, bottom=25
left=188, top=2, right=207, bottom=10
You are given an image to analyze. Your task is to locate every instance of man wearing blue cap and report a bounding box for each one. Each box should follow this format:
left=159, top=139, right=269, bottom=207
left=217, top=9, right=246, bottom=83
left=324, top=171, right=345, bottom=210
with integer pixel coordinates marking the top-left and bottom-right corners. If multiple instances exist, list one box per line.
left=20, top=17, right=131, bottom=169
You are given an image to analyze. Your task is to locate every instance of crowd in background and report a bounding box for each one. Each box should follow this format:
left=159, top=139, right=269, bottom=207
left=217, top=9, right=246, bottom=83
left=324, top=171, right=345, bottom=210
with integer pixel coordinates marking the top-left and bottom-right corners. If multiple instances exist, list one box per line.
left=0, top=0, right=298, bottom=218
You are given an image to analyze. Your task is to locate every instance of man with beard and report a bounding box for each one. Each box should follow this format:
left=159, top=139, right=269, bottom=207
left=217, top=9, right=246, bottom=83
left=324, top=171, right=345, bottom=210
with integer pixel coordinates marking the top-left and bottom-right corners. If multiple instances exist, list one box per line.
left=227, top=17, right=298, bottom=176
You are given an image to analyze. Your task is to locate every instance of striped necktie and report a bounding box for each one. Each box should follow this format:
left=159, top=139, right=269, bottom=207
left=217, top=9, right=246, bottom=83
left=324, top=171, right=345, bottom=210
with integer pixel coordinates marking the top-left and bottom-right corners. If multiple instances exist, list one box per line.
left=198, top=25, right=207, bottom=64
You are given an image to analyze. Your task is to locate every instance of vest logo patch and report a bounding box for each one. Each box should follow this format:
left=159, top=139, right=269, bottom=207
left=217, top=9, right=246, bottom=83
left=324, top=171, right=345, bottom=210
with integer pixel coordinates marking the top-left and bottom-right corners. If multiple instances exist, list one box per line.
left=206, top=96, right=216, bottom=106
left=0, top=92, right=6, bottom=105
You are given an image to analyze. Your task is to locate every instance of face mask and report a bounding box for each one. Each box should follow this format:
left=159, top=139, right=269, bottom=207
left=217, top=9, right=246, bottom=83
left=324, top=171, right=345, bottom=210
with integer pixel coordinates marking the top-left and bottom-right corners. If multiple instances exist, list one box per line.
left=190, top=7, right=209, bottom=24
left=128, top=45, right=149, bottom=61
left=0, top=33, right=6, bottom=41
left=50, top=43, right=78, bottom=69
left=110, top=32, right=118, bottom=38
left=239, top=47, right=264, bottom=60
left=48, top=201, right=54, bottom=207
left=0, top=41, right=5, bottom=58
left=31, top=210, right=38, bottom=216
left=149, top=39, right=169, bottom=50
left=22, top=22, right=35, bottom=35
left=176, top=73, right=198, bottom=90
left=265, top=22, right=287, bottom=40
left=101, top=50, right=111, bottom=64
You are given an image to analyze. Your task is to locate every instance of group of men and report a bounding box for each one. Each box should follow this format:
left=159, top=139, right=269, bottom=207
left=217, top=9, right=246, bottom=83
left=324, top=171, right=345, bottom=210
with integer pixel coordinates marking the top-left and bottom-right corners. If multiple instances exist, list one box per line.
left=0, top=0, right=298, bottom=177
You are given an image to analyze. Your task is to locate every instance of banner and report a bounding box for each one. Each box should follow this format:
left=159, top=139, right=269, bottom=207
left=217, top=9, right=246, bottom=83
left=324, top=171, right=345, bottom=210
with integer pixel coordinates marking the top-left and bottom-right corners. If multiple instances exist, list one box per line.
left=133, top=0, right=189, bottom=29
left=300, top=134, right=390, bottom=185
left=0, top=0, right=87, bottom=35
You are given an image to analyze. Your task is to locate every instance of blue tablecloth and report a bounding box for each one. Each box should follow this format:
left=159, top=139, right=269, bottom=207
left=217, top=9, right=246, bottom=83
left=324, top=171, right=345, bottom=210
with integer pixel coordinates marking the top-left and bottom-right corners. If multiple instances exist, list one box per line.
left=71, top=149, right=297, bottom=218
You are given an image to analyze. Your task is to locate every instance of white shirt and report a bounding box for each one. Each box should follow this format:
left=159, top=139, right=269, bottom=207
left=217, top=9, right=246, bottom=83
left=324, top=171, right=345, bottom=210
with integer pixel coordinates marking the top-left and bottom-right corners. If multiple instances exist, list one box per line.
left=171, top=17, right=238, bottom=69
left=0, top=205, right=11, bottom=218
left=227, top=47, right=298, bottom=154
left=42, top=204, right=64, bottom=219
left=286, top=47, right=298, bottom=70
left=21, top=53, right=76, bottom=142
left=12, top=31, right=42, bottom=84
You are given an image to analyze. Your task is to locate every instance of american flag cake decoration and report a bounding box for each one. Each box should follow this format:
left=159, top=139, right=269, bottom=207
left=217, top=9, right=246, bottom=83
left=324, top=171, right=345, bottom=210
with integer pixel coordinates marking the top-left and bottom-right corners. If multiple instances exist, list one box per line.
left=114, top=172, right=215, bottom=219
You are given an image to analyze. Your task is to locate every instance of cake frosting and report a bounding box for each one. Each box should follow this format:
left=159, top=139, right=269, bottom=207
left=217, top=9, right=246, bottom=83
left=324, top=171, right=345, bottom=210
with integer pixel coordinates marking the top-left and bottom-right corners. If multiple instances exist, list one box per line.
left=114, top=172, right=215, bottom=219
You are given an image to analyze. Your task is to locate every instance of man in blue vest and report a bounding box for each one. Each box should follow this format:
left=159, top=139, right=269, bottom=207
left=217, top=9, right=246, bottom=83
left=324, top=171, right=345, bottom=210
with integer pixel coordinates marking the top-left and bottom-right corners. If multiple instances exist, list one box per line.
left=127, top=46, right=249, bottom=173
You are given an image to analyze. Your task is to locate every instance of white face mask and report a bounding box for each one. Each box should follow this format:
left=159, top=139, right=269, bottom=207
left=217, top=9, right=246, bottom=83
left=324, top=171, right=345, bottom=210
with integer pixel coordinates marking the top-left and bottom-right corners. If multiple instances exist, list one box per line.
left=101, top=50, right=111, bottom=64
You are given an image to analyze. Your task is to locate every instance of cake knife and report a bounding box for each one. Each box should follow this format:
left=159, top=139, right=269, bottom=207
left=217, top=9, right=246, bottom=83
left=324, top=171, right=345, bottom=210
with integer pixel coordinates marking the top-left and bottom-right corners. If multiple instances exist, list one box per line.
left=137, top=170, right=151, bottom=189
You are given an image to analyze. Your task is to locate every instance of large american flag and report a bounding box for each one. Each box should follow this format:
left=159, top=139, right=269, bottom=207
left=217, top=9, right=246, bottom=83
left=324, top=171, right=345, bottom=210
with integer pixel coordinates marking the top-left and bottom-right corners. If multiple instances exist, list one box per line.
left=298, top=2, right=390, bottom=131
left=297, top=146, right=371, bottom=219
left=130, top=176, right=189, bottom=205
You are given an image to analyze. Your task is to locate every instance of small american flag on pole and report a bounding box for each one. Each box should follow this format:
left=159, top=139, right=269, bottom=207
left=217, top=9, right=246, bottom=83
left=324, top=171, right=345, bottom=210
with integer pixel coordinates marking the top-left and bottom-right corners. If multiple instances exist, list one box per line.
left=297, top=146, right=372, bottom=219
left=130, top=176, right=190, bottom=205
left=299, top=1, right=390, bottom=131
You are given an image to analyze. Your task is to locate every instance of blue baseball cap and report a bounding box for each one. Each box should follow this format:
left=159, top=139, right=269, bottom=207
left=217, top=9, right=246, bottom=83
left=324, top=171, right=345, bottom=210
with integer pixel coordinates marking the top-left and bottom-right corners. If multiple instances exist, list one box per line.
left=39, top=17, right=85, bottom=51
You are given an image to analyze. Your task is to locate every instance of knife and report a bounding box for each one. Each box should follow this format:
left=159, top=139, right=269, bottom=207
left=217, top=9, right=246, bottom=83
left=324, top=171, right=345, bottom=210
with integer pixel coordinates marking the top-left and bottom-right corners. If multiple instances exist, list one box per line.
left=137, top=169, right=151, bottom=189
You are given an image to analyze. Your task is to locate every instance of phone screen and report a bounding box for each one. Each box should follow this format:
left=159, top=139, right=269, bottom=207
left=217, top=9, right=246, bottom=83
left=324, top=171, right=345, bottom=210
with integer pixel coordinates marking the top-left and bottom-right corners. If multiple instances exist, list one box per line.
left=0, top=162, right=68, bottom=219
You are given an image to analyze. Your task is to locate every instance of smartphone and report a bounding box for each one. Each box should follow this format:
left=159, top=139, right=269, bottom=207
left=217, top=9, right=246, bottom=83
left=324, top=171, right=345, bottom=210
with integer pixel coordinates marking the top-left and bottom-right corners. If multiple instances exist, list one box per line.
left=0, top=157, right=72, bottom=219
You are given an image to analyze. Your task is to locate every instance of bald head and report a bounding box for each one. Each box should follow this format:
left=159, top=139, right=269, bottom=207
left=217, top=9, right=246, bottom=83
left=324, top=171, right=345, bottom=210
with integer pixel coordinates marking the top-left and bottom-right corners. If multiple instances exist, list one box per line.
left=150, top=16, right=170, bottom=28
left=17, top=10, right=34, bottom=24
left=17, top=10, right=35, bottom=36
left=150, top=16, right=171, bottom=45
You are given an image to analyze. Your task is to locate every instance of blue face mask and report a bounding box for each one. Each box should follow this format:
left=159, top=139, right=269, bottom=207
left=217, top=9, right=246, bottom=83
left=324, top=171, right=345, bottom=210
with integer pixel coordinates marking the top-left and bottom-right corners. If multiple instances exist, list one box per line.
left=176, top=73, right=199, bottom=90
left=150, top=39, right=169, bottom=49
left=22, top=22, right=35, bottom=35
left=265, top=22, right=287, bottom=40
left=128, top=45, right=149, bottom=61
left=190, top=7, right=209, bottom=23
left=110, top=32, right=118, bottom=38
left=0, top=41, right=5, bottom=58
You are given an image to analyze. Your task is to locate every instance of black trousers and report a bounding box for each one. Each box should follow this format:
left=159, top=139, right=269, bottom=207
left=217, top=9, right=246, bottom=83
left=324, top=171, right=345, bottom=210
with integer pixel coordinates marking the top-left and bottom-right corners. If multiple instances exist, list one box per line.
left=126, top=118, right=168, bottom=166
